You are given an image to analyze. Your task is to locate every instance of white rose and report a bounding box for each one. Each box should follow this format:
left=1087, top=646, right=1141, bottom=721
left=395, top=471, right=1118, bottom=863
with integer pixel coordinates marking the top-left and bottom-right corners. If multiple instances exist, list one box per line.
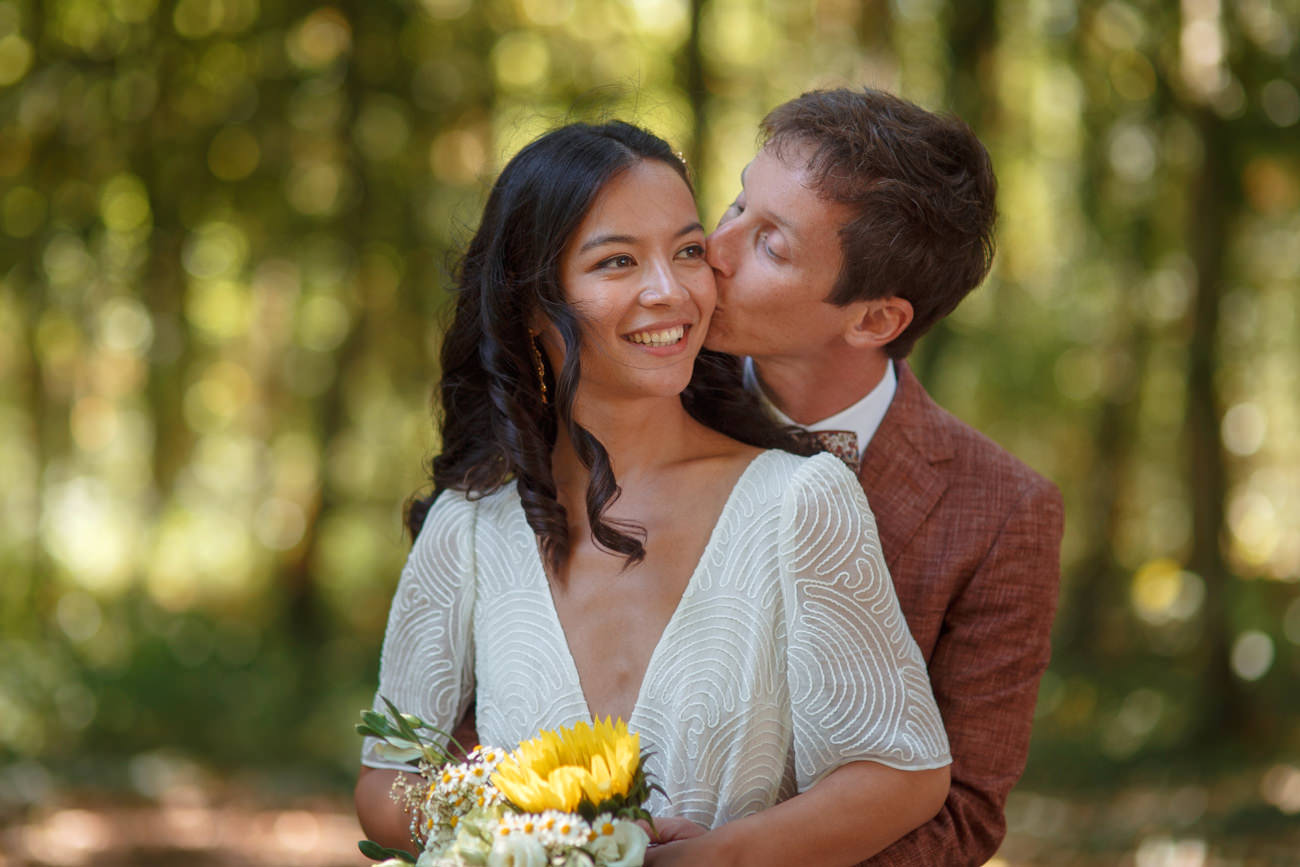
left=588, top=820, right=649, bottom=867
left=487, top=833, right=548, bottom=867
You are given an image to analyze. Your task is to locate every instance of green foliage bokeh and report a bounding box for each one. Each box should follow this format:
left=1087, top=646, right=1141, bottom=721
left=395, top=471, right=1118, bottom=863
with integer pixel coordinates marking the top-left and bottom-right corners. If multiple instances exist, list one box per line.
left=1, top=0, right=1299, bottom=849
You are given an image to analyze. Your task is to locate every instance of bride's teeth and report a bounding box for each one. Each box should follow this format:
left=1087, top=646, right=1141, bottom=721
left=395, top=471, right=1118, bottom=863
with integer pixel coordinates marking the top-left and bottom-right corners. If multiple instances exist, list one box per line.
left=627, top=325, right=685, bottom=346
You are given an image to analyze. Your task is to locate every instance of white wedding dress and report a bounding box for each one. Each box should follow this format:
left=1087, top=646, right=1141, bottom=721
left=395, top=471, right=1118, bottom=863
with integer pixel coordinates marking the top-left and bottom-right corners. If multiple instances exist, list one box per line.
left=362, top=450, right=950, bottom=829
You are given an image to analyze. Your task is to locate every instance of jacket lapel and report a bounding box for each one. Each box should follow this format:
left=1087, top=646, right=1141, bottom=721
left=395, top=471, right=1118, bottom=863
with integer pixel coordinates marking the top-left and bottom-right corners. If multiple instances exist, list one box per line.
left=859, top=362, right=952, bottom=569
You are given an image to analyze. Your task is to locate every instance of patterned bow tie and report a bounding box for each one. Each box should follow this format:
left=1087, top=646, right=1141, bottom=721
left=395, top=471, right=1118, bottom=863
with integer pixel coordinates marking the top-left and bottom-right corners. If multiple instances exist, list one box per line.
left=804, top=429, right=861, bottom=473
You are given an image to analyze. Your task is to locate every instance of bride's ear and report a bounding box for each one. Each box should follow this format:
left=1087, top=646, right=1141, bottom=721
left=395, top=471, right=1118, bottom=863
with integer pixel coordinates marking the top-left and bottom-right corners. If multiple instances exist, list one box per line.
left=843, top=296, right=913, bottom=350
left=528, top=308, right=546, bottom=335
left=528, top=310, right=563, bottom=364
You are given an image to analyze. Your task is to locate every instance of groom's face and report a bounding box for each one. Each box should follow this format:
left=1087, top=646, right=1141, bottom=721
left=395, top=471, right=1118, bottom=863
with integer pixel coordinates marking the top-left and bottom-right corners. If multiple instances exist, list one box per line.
left=703, top=143, right=853, bottom=361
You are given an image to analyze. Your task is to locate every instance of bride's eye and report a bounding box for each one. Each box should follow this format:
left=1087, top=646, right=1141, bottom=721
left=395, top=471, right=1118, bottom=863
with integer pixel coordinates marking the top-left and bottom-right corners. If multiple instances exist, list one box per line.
left=597, top=254, right=636, bottom=269
left=677, top=243, right=706, bottom=260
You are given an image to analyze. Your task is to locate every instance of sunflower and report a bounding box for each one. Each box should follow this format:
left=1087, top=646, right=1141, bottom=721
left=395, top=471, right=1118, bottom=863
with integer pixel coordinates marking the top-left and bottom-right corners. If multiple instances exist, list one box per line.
left=490, top=718, right=645, bottom=816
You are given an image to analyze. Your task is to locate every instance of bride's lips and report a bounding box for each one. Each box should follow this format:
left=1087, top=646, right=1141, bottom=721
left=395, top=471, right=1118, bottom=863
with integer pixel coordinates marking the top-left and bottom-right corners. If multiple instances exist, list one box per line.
left=621, top=322, right=692, bottom=355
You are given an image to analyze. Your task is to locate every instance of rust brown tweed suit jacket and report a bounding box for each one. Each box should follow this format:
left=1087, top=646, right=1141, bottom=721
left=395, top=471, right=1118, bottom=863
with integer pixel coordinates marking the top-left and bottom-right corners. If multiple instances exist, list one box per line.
left=858, top=363, right=1063, bottom=867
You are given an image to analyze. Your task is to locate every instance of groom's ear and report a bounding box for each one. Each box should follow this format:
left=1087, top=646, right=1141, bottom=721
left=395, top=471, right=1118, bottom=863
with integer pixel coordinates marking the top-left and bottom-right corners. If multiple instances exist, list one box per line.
left=843, top=296, right=913, bottom=350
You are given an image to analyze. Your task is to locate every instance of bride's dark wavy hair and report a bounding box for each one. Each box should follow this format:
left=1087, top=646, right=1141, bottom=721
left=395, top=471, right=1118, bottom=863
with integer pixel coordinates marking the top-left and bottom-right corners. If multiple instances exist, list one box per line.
left=407, top=120, right=812, bottom=573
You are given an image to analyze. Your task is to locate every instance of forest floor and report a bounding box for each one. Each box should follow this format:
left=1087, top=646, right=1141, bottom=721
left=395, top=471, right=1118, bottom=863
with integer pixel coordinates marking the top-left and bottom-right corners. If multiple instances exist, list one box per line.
left=1, top=774, right=1298, bottom=866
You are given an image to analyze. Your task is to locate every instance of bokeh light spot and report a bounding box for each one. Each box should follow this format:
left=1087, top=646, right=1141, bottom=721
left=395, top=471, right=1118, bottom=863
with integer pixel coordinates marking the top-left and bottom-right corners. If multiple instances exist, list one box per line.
left=1221, top=402, right=1266, bottom=456
left=208, top=125, right=261, bottom=181
left=430, top=128, right=487, bottom=185
left=1261, top=764, right=1300, bottom=814
left=1109, top=122, right=1157, bottom=182
left=1093, top=1, right=1145, bottom=51
left=287, top=7, right=351, bottom=70
left=254, top=497, right=307, bottom=551
left=1228, top=491, right=1280, bottom=567
left=1134, top=836, right=1206, bottom=867
left=42, top=234, right=96, bottom=290
left=99, top=172, right=152, bottom=232
left=1261, top=79, right=1300, bottom=127
left=1242, top=157, right=1299, bottom=216
left=628, top=0, right=688, bottom=39
left=182, top=221, right=249, bottom=280
left=1131, top=559, right=1204, bottom=625
left=491, top=31, right=550, bottom=90
left=185, top=280, right=252, bottom=343
left=56, top=591, right=104, bottom=643
left=1109, top=50, right=1155, bottom=102
left=70, top=394, right=119, bottom=452
left=0, top=33, right=33, bottom=86
left=172, top=0, right=223, bottom=39
left=297, top=294, right=351, bottom=352
left=1230, top=630, right=1274, bottom=681
left=702, top=0, right=773, bottom=66
left=286, top=160, right=343, bottom=217
left=98, top=296, right=154, bottom=356
left=183, top=363, right=256, bottom=433
left=40, top=476, right=136, bottom=594
left=519, top=0, right=574, bottom=26
left=111, top=0, right=159, bottom=24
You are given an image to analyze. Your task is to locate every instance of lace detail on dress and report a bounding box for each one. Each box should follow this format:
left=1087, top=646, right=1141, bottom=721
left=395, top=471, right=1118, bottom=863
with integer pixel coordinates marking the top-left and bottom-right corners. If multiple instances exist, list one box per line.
left=364, top=451, right=951, bottom=828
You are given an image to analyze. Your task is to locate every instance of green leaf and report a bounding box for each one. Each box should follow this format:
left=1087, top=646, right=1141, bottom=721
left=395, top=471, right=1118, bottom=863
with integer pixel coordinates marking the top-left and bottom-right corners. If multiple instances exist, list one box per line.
left=361, top=710, right=392, bottom=729
left=357, top=839, right=417, bottom=863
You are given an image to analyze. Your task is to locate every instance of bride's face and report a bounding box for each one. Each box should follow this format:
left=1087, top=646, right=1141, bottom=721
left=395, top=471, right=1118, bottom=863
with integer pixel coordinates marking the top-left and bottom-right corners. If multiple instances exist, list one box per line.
left=544, top=159, right=714, bottom=402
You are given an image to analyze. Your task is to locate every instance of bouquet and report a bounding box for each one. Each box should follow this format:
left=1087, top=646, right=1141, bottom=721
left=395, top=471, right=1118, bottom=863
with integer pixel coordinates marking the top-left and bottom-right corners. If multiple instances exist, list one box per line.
left=357, top=698, right=656, bottom=867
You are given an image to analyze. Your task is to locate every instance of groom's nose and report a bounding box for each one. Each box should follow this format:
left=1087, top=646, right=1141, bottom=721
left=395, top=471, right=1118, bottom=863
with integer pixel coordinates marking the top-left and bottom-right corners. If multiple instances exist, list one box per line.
left=705, top=220, right=736, bottom=278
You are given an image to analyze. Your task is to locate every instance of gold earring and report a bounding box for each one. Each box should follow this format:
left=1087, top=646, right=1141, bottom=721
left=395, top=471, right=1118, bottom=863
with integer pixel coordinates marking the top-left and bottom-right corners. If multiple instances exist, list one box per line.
left=528, top=332, right=548, bottom=405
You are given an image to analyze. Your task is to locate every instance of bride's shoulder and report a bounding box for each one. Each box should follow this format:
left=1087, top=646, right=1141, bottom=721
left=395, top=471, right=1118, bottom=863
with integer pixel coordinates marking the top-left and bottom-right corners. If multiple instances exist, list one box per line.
left=415, top=482, right=517, bottom=537
left=734, top=450, right=863, bottom=511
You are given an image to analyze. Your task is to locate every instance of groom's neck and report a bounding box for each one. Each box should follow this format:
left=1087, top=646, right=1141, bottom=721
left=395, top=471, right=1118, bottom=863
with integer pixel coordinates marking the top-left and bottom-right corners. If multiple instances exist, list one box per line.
left=752, top=348, right=891, bottom=426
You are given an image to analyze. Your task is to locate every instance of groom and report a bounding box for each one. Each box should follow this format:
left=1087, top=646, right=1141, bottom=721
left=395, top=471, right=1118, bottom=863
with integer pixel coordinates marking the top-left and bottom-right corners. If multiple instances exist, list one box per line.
left=705, top=88, right=1063, bottom=865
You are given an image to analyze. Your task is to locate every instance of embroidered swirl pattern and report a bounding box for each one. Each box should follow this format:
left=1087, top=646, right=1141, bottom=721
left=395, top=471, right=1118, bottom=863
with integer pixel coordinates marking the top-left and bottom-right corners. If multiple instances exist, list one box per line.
left=364, top=451, right=950, bottom=828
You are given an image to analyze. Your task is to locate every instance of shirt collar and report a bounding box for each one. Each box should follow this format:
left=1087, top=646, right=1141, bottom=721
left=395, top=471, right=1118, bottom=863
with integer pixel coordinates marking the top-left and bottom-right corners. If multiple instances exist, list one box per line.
left=743, top=357, right=897, bottom=459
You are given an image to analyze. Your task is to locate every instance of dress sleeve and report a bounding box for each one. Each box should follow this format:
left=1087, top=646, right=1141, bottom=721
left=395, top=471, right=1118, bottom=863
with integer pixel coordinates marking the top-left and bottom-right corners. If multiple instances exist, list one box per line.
left=361, top=489, right=478, bottom=770
left=780, top=454, right=951, bottom=790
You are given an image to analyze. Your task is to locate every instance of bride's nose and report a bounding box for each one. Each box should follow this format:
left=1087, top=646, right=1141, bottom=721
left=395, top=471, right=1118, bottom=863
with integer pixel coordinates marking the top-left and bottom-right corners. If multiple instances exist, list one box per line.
left=639, top=259, right=689, bottom=305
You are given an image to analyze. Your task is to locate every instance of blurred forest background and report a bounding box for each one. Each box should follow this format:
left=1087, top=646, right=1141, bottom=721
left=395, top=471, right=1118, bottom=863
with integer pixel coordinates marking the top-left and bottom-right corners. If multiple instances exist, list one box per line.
left=1, top=0, right=1298, bottom=864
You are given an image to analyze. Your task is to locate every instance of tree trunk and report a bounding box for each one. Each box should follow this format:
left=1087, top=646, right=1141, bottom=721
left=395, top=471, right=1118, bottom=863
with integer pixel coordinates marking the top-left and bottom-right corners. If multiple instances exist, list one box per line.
left=1184, top=106, right=1246, bottom=742
left=914, top=0, right=997, bottom=384
left=682, top=0, right=708, bottom=194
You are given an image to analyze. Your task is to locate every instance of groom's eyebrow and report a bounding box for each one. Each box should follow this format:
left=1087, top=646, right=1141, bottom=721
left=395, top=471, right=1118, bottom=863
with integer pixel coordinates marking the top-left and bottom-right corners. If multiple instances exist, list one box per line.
left=580, top=223, right=703, bottom=253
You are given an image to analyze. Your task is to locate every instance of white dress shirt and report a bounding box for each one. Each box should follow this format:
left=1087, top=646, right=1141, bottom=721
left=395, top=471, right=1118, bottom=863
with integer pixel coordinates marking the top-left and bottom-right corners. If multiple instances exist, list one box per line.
left=743, top=357, right=898, bottom=464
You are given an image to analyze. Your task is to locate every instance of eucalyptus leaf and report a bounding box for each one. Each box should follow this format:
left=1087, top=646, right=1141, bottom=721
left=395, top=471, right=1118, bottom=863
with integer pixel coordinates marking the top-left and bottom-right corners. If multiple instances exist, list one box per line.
left=357, top=839, right=416, bottom=863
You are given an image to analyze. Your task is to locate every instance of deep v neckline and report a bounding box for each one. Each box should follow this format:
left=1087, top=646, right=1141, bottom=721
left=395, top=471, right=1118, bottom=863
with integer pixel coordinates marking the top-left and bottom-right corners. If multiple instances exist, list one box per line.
left=521, top=450, right=774, bottom=729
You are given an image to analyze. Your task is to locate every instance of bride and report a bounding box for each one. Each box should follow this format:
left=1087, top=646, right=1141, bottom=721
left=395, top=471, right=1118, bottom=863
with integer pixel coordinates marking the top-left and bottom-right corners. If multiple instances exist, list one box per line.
left=356, top=120, right=951, bottom=865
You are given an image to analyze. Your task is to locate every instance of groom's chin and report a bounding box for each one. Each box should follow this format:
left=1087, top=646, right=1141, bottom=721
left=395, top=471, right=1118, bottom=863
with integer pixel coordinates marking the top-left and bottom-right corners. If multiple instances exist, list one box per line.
left=701, top=320, right=740, bottom=356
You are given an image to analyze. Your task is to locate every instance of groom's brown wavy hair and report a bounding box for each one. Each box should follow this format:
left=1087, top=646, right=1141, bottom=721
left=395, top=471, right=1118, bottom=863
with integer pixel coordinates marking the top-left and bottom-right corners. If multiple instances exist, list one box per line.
left=761, top=87, right=998, bottom=359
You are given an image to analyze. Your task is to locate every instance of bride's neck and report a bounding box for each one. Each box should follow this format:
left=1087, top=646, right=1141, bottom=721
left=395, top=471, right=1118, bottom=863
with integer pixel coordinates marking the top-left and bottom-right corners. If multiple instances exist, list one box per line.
left=551, top=393, right=697, bottom=488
